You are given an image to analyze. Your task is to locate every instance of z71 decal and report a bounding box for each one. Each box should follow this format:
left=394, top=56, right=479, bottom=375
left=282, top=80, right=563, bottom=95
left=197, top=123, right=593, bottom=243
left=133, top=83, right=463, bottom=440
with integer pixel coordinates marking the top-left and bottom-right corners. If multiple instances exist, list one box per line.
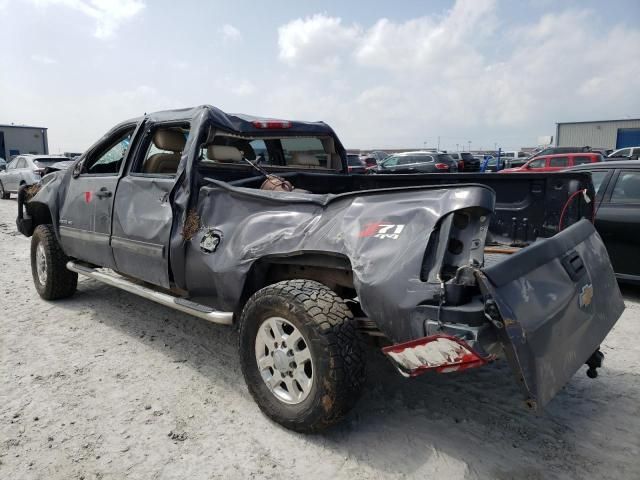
left=359, top=223, right=406, bottom=240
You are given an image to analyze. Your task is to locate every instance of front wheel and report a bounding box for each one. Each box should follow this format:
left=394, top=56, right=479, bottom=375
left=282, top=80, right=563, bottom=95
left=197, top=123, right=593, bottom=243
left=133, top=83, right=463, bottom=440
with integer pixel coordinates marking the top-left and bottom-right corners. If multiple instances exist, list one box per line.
left=0, top=181, right=9, bottom=199
left=31, top=224, right=77, bottom=300
left=239, top=279, right=365, bottom=433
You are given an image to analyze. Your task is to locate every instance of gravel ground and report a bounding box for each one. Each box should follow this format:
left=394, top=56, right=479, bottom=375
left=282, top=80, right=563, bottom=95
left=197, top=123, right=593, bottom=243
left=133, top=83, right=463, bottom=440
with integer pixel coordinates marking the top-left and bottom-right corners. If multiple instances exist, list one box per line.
left=1, top=196, right=639, bottom=480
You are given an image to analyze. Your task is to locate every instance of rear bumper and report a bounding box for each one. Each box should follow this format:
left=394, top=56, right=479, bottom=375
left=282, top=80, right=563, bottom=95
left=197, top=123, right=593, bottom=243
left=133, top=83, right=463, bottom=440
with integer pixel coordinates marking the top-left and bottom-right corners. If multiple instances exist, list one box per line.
left=381, top=220, right=624, bottom=410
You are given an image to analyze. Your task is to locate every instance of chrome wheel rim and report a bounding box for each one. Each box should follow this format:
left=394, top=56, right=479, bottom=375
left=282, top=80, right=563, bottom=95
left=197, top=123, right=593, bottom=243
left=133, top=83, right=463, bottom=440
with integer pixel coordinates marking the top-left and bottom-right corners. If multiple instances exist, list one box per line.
left=36, top=242, right=47, bottom=285
left=255, top=316, right=314, bottom=404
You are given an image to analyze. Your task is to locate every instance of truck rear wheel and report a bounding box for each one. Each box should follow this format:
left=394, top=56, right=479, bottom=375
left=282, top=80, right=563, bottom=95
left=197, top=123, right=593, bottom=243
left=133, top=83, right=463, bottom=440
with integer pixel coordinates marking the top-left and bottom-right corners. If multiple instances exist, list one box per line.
left=31, top=224, right=77, bottom=300
left=239, top=279, right=365, bottom=433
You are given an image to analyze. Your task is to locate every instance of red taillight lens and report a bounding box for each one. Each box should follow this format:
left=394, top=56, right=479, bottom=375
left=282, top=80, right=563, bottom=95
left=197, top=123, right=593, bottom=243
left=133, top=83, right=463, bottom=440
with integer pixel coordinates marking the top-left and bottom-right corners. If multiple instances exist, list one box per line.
left=382, top=334, right=488, bottom=377
left=435, top=163, right=449, bottom=170
left=252, top=120, right=291, bottom=129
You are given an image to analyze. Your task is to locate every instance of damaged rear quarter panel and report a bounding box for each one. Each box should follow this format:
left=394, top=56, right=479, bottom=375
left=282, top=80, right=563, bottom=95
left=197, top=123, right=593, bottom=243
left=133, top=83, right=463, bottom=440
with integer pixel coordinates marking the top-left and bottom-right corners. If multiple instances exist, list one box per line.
left=184, top=181, right=495, bottom=342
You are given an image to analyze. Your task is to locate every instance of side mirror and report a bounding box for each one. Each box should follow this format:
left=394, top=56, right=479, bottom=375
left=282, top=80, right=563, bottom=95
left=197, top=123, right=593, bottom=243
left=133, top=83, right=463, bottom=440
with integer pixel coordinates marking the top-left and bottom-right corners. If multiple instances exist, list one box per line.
left=72, top=160, right=84, bottom=178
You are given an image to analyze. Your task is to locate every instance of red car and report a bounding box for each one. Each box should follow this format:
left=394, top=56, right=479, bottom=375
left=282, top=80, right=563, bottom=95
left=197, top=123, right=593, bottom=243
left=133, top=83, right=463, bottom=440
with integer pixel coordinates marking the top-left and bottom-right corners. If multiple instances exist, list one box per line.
left=500, top=152, right=603, bottom=173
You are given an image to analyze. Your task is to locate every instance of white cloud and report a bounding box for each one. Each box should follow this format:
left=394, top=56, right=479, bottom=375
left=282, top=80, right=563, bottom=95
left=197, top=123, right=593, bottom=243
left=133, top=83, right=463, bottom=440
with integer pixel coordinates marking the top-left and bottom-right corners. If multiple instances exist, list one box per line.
left=31, top=54, right=57, bottom=65
left=28, top=0, right=144, bottom=39
left=278, top=14, right=360, bottom=71
left=272, top=1, right=640, bottom=149
left=231, top=80, right=255, bottom=97
left=220, top=23, right=241, bottom=42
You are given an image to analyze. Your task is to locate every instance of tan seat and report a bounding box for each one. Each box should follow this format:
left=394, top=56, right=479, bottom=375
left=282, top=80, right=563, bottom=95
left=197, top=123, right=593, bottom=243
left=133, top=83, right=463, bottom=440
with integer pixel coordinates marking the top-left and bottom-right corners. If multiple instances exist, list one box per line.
left=143, top=129, right=186, bottom=174
left=207, top=145, right=243, bottom=163
left=289, top=152, right=319, bottom=166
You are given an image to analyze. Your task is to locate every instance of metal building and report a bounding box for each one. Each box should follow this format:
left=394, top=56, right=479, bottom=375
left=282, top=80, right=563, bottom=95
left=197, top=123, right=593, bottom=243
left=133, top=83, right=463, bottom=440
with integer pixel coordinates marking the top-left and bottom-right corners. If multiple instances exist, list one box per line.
left=0, top=124, right=49, bottom=160
left=556, top=119, right=640, bottom=150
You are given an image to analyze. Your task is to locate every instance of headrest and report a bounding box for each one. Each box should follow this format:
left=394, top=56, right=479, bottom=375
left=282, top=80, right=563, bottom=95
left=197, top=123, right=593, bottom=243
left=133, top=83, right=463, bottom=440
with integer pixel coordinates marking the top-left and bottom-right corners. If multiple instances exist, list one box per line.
left=153, top=130, right=185, bottom=152
left=207, top=145, right=242, bottom=163
left=290, top=152, right=319, bottom=166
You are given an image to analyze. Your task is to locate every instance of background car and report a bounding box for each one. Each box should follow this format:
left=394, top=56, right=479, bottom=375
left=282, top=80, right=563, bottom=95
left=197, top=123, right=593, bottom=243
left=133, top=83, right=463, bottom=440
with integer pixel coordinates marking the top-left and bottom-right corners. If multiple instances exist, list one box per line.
left=367, top=150, right=389, bottom=163
left=359, top=154, right=379, bottom=171
left=500, top=152, right=602, bottom=173
left=347, top=153, right=367, bottom=173
left=448, top=152, right=479, bottom=171
left=0, top=154, right=69, bottom=199
left=607, top=146, right=640, bottom=160
left=377, top=152, right=458, bottom=174
left=0, top=157, right=6, bottom=171
left=569, top=160, right=640, bottom=283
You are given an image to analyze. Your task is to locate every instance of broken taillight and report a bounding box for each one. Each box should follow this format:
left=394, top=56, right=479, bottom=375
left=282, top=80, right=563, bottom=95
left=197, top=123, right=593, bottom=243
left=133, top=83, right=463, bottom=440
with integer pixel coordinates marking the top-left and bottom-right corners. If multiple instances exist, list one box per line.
left=382, top=334, right=488, bottom=377
left=252, top=120, right=292, bottom=129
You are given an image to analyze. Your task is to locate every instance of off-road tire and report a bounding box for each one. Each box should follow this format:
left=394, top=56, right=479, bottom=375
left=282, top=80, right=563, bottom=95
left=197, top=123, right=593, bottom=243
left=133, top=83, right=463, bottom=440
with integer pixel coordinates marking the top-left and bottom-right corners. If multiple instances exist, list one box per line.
left=0, top=181, right=9, bottom=199
left=239, top=279, right=365, bottom=433
left=31, top=224, right=77, bottom=300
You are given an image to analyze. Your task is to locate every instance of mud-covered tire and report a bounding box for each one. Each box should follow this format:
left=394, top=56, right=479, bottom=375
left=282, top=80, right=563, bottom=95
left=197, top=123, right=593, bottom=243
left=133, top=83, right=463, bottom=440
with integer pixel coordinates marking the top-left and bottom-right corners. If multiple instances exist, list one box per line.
left=239, top=279, right=365, bottom=433
left=0, top=181, right=9, bottom=199
left=31, top=224, right=77, bottom=300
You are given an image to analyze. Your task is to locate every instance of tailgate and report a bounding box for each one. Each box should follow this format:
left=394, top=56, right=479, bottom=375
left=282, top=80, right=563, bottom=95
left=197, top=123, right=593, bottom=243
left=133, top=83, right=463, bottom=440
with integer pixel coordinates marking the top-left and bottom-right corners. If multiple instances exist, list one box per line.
left=477, top=219, right=625, bottom=408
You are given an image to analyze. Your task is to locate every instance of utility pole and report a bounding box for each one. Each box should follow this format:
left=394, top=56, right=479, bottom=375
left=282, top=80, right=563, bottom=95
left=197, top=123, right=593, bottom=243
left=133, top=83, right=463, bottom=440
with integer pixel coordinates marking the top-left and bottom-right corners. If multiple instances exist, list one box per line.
left=456, top=143, right=459, bottom=152
left=437, top=136, right=440, bottom=151
left=468, top=140, right=472, bottom=153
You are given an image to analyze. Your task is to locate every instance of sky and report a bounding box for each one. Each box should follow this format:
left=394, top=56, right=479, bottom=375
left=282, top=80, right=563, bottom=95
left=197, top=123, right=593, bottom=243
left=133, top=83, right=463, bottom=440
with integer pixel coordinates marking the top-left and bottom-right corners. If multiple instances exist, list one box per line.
left=1, top=0, right=639, bottom=153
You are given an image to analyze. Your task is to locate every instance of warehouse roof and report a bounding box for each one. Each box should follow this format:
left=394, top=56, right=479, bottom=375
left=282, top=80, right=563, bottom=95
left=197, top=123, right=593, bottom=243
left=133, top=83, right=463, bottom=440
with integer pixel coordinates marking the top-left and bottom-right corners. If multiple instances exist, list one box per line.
left=557, top=119, right=640, bottom=125
left=0, top=124, right=47, bottom=130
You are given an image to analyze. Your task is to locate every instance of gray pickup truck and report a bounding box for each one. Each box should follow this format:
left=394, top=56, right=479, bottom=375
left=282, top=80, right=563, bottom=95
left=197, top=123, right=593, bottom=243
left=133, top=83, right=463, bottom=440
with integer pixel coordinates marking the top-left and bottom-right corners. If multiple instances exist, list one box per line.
left=17, top=105, right=625, bottom=432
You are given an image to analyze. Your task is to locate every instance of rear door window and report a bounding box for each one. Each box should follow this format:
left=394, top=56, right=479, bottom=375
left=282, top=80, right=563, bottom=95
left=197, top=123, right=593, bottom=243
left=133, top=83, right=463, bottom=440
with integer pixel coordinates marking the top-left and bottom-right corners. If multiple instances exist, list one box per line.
left=611, top=171, right=640, bottom=203
left=573, top=156, right=593, bottom=166
left=549, top=156, right=569, bottom=167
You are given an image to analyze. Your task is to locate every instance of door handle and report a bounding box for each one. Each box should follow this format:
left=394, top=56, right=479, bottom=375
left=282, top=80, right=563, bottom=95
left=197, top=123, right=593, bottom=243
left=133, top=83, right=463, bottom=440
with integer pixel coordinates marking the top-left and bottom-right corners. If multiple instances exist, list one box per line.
left=95, top=187, right=112, bottom=198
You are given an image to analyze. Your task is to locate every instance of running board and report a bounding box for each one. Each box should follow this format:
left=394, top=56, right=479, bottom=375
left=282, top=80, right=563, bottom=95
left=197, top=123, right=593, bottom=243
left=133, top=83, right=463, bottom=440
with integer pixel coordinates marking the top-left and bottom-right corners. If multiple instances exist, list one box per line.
left=66, top=261, right=233, bottom=326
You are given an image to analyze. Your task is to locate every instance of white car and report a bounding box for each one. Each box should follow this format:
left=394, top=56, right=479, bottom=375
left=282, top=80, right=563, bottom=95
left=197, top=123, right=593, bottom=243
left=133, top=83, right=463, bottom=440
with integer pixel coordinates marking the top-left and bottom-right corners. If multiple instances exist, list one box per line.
left=0, top=154, right=69, bottom=199
left=608, top=147, right=640, bottom=160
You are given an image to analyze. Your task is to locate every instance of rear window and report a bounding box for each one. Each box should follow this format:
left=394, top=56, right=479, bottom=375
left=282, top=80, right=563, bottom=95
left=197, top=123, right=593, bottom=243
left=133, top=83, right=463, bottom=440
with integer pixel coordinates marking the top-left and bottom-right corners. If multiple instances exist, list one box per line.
left=34, top=157, right=67, bottom=165
left=435, top=154, right=454, bottom=162
left=347, top=155, right=362, bottom=166
left=573, top=156, right=594, bottom=166
left=407, top=155, right=433, bottom=164
left=281, top=138, right=328, bottom=168
left=461, top=153, right=474, bottom=161
left=549, top=156, right=569, bottom=167
left=202, top=135, right=334, bottom=169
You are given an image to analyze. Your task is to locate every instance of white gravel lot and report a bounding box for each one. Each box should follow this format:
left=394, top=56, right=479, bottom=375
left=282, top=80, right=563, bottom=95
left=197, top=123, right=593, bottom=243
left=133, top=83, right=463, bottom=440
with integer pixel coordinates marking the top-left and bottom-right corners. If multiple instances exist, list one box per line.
left=1, top=196, right=639, bottom=480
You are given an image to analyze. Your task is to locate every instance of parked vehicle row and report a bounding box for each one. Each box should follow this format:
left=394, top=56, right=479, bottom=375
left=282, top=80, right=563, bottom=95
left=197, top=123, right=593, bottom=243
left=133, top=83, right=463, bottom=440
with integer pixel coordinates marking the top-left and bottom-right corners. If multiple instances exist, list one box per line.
left=500, top=152, right=603, bottom=173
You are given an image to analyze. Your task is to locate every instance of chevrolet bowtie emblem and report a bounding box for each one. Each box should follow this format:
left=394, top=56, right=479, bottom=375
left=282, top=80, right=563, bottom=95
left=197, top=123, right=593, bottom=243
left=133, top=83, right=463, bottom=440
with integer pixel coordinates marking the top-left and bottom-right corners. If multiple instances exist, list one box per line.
left=579, top=284, right=594, bottom=308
